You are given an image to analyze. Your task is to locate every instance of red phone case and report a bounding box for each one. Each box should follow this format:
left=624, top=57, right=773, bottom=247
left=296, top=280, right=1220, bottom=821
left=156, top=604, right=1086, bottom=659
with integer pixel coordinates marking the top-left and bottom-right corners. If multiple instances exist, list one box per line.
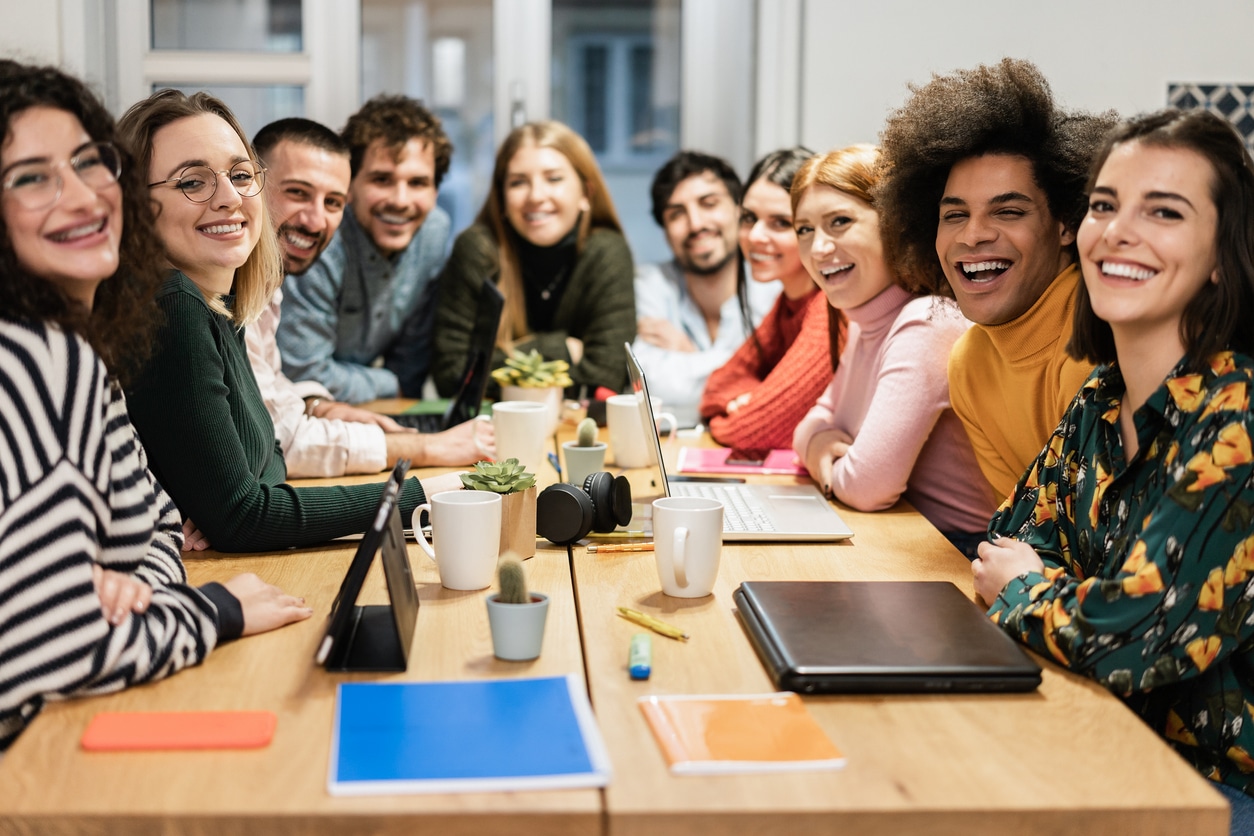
left=80, top=711, right=277, bottom=751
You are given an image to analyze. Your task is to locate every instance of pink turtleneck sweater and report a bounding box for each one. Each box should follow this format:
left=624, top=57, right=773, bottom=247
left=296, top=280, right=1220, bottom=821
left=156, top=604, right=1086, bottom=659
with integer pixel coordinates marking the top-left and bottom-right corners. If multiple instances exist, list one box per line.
left=792, top=285, right=994, bottom=534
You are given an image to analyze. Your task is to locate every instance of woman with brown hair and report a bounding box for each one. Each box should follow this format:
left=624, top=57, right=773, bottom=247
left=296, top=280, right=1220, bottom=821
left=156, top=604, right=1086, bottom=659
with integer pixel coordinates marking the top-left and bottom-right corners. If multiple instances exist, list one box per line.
left=432, top=121, right=636, bottom=397
left=0, top=62, right=309, bottom=749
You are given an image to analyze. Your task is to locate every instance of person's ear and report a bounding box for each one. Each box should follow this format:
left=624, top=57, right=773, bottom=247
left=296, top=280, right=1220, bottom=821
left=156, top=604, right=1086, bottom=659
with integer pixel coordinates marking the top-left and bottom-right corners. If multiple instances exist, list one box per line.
left=1059, top=223, right=1076, bottom=248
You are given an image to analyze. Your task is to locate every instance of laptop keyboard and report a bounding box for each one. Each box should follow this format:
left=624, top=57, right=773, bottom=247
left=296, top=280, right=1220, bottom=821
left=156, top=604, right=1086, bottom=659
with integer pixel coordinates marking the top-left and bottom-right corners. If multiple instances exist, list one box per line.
left=671, top=483, right=777, bottom=532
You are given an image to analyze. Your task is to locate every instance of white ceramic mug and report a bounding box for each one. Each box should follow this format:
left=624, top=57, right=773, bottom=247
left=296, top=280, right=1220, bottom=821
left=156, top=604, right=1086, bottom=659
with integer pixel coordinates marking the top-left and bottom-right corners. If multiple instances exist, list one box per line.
left=499, top=384, right=562, bottom=437
left=606, top=393, right=678, bottom=469
left=476, top=401, right=548, bottom=473
left=413, top=491, right=501, bottom=590
left=652, top=496, right=723, bottom=598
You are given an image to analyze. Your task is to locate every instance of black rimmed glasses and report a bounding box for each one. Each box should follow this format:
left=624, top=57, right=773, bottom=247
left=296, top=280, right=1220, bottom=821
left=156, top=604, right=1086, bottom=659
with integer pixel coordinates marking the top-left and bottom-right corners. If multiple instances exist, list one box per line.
left=1, top=142, right=122, bottom=211
left=147, top=160, right=266, bottom=203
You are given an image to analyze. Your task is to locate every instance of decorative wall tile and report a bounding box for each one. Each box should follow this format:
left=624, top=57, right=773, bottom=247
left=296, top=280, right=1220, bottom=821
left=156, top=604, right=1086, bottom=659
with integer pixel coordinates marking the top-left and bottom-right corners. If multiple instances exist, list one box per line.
left=1169, top=83, right=1254, bottom=151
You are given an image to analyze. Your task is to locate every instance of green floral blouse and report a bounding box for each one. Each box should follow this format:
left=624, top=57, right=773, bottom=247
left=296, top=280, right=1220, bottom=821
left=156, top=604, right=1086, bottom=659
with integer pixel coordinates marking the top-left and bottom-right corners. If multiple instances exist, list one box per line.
left=988, top=351, right=1254, bottom=793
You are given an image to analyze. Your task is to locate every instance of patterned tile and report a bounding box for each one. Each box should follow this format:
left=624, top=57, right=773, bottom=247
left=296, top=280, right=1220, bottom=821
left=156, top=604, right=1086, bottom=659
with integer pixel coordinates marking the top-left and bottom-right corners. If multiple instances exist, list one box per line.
left=1169, top=83, right=1254, bottom=151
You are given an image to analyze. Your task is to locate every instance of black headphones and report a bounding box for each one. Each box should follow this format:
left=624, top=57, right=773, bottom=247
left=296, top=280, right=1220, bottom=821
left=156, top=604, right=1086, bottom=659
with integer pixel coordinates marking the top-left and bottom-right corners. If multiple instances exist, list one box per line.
left=536, top=471, right=633, bottom=545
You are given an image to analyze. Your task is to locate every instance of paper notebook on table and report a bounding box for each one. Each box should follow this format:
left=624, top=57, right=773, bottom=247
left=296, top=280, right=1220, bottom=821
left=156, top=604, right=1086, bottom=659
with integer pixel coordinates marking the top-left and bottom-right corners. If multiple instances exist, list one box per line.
left=328, top=675, right=611, bottom=795
left=638, top=692, right=845, bottom=775
left=676, top=447, right=808, bottom=476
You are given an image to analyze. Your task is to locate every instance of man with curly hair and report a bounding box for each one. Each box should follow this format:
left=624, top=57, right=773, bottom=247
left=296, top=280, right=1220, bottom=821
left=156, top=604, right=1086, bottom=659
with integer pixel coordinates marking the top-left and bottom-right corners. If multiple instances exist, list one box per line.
left=278, top=95, right=453, bottom=403
left=876, top=58, right=1116, bottom=505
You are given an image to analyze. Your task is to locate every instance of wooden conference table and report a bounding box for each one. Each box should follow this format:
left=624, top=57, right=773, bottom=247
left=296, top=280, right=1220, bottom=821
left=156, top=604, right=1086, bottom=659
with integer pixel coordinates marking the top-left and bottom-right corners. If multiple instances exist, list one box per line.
left=0, top=422, right=1228, bottom=835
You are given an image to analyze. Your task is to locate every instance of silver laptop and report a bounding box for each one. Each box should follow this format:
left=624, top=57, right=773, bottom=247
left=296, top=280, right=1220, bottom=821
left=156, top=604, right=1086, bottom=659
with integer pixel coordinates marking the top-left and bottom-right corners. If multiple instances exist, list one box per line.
left=625, top=344, right=853, bottom=542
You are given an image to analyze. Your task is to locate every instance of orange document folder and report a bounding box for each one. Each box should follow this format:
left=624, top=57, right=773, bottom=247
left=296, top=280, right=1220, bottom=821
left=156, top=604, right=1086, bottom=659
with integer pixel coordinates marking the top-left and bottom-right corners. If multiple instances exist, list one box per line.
left=638, top=692, right=845, bottom=774
left=81, top=711, right=277, bottom=751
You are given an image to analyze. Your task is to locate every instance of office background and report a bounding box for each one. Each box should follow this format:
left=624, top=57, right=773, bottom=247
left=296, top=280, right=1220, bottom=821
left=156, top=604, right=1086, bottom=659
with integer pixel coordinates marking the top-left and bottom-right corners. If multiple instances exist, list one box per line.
left=2, top=0, right=1251, bottom=263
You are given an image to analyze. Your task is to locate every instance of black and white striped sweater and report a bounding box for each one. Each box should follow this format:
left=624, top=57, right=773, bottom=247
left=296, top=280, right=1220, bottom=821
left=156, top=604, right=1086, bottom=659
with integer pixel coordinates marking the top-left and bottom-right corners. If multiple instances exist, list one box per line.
left=0, top=319, right=238, bottom=751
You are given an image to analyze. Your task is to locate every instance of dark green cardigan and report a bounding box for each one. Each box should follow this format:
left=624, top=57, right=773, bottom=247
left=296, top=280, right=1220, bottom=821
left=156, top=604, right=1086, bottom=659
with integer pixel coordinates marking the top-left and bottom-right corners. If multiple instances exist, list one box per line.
left=431, top=225, right=637, bottom=397
left=126, top=272, right=425, bottom=553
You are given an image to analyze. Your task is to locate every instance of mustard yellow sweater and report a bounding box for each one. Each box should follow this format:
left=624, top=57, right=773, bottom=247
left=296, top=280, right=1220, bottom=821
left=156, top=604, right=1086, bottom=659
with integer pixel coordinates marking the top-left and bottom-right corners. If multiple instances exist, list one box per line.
left=947, top=265, right=1095, bottom=505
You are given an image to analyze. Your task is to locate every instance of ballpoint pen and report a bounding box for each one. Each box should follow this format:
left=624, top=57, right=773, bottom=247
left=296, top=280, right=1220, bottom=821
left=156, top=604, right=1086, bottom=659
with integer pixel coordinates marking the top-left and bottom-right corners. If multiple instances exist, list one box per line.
left=588, top=542, right=654, bottom=554
left=616, top=606, right=689, bottom=641
left=547, top=452, right=562, bottom=480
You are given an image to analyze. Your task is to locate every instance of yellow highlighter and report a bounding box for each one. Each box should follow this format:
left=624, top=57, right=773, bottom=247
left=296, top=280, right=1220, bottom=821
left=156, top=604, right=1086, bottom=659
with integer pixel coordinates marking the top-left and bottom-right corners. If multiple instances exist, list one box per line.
left=617, top=607, right=689, bottom=642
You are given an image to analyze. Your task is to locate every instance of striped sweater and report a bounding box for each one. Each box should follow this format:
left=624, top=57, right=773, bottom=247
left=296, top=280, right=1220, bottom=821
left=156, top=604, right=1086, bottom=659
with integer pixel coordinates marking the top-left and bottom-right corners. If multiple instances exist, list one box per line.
left=0, top=319, right=237, bottom=751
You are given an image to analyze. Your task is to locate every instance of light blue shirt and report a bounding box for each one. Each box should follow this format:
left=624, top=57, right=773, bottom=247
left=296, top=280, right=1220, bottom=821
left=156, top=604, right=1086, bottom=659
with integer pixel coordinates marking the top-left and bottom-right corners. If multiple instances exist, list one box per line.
left=277, top=206, right=451, bottom=403
left=631, top=260, right=780, bottom=427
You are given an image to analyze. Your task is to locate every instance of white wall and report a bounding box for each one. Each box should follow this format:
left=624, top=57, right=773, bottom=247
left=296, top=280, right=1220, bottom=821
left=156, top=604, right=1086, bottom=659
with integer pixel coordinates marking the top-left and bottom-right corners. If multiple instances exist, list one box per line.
left=796, top=0, right=1254, bottom=151
left=0, top=0, right=63, bottom=65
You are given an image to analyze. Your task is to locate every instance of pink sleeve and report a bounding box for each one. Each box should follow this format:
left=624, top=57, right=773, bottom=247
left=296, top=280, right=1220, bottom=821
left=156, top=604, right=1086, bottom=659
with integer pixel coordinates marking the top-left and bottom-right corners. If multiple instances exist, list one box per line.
left=828, top=306, right=965, bottom=511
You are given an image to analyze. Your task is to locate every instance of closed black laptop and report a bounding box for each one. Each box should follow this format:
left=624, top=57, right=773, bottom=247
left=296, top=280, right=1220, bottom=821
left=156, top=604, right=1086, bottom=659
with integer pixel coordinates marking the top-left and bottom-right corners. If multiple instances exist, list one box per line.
left=733, top=581, right=1041, bottom=694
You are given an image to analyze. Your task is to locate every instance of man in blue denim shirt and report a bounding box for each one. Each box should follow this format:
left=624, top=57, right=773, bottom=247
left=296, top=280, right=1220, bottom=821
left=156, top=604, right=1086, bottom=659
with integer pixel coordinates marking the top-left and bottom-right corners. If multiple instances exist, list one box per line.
left=278, top=95, right=451, bottom=403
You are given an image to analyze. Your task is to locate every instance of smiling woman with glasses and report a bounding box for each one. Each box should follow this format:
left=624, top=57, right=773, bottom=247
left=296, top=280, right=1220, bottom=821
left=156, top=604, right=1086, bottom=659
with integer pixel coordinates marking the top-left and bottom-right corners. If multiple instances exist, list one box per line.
left=0, top=60, right=312, bottom=752
left=115, top=89, right=455, bottom=554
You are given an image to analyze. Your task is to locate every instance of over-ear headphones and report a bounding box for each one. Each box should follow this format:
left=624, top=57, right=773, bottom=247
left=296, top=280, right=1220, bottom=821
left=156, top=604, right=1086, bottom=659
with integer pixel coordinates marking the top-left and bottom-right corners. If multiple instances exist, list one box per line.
left=537, top=471, right=633, bottom=545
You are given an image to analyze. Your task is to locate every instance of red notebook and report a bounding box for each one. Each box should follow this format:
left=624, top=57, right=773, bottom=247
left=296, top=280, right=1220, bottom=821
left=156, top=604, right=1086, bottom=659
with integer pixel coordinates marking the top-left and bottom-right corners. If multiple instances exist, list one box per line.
left=676, top=447, right=807, bottom=476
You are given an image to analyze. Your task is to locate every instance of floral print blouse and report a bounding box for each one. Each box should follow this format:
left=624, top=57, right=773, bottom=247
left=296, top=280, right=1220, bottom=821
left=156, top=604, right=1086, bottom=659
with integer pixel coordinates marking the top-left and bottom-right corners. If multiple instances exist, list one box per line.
left=988, top=350, right=1254, bottom=793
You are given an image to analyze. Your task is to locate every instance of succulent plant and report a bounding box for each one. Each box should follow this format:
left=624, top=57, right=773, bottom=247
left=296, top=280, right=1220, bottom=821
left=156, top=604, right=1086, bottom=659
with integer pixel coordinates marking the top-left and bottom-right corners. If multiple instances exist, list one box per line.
left=496, top=556, right=530, bottom=604
left=490, top=349, right=573, bottom=389
left=459, top=458, right=536, bottom=494
left=575, top=417, right=599, bottom=447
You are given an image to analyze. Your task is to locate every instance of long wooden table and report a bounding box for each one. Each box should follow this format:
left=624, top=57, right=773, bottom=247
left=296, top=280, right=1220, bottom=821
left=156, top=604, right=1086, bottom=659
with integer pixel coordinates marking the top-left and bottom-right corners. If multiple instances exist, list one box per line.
left=0, top=432, right=1229, bottom=835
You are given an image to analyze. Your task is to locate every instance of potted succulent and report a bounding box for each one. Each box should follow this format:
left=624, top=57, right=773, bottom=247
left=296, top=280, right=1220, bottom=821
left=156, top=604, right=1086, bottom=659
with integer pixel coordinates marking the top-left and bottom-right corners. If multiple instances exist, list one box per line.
left=491, top=349, right=573, bottom=436
left=485, top=555, right=549, bottom=661
left=461, top=458, right=538, bottom=559
left=561, top=417, right=607, bottom=489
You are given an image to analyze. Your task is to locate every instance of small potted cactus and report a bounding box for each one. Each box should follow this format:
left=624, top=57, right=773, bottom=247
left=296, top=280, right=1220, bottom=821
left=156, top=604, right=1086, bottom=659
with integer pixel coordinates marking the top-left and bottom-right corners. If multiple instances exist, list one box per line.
left=491, top=349, right=573, bottom=436
left=561, top=417, right=607, bottom=489
left=461, top=458, right=538, bottom=558
left=485, top=555, right=549, bottom=661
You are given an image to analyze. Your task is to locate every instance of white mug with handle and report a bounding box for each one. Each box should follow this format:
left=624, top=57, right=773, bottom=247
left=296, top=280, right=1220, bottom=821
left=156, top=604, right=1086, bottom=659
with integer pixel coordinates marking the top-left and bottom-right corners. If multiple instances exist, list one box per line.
left=413, top=491, right=502, bottom=590
left=606, top=393, right=678, bottom=469
left=476, top=400, right=548, bottom=474
left=652, top=496, right=723, bottom=598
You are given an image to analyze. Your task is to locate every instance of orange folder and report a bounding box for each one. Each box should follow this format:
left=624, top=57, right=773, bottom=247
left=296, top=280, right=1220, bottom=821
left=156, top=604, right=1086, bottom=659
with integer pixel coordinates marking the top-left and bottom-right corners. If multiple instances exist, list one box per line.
left=638, top=692, right=845, bottom=774
left=81, top=711, right=277, bottom=751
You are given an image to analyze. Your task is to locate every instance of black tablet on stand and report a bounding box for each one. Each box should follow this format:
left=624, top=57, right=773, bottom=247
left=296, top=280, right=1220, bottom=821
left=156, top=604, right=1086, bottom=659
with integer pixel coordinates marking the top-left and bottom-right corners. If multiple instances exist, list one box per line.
left=315, top=460, right=420, bottom=672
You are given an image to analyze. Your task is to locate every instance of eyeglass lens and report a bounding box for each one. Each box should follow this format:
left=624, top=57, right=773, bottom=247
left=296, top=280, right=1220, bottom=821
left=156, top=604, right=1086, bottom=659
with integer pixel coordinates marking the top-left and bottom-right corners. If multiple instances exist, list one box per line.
left=2, top=143, right=122, bottom=210
left=173, top=162, right=265, bottom=203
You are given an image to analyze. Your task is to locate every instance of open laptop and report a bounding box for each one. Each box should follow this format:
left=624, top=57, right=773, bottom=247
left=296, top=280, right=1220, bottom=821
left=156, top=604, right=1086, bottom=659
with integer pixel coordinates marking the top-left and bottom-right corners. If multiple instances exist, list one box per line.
left=625, top=343, right=853, bottom=542
left=389, top=277, right=505, bottom=432
left=734, top=581, right=1041, bottom=694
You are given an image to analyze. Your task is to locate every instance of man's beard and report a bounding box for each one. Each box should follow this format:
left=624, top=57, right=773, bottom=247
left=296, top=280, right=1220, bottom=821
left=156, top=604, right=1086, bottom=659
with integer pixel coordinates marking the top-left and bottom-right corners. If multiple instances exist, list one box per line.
left=678, top=247, right=735, bottom=276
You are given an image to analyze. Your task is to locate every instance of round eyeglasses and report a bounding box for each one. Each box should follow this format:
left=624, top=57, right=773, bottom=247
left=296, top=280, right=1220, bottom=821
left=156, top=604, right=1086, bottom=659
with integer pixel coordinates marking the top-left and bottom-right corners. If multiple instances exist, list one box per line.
left=1, top=142, right=122, bottom=211
left=147, top=161, right=266, bottom=204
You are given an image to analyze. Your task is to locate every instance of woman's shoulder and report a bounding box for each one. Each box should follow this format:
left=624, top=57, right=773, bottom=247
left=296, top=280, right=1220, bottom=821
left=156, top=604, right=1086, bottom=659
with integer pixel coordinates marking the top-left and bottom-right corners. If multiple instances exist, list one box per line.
left=0, top=318, right=106, bottom=385
left=584, top=227, right=630, bottom=251
left=891, top=295, right=970, bottom=338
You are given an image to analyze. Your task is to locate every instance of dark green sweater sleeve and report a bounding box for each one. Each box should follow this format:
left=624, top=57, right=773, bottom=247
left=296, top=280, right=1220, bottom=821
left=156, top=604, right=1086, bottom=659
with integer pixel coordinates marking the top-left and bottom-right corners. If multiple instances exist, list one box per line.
left=432, top=225, right=500, bottom=397
left=127, top=275, right=425, bottom=553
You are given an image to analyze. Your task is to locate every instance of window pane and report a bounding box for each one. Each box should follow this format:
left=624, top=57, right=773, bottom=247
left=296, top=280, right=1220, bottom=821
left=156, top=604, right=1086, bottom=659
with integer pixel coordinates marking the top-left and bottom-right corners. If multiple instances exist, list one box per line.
left=552, top=0, right=680, bottom=265
left=361, top=0, right=494, bottom=239
left=153, top=84, right=304, bottom=140
left=151, top=0, right=302, bottom=52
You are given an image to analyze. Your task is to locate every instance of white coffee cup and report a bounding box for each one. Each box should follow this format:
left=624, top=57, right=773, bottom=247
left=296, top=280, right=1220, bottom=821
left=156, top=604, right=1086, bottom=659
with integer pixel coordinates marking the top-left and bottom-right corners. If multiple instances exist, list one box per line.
left=413, top=491, right=501, bottom=590
left=477, top=401, right=548, bottom=473
left=606, top=393, right=678, bottom=469
left=652, top=496, right=723, bottom=598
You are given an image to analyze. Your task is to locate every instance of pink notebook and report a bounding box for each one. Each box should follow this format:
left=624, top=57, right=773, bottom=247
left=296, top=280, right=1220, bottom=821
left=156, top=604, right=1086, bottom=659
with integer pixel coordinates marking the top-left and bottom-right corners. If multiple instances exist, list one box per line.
left=676, top=447, right=807, bottom=476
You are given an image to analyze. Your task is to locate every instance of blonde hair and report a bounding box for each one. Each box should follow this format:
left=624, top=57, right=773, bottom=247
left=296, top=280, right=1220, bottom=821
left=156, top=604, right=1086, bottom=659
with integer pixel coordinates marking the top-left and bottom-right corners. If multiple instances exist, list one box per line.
left=117, top=89, right=281, bottom=326
left=477, top=121, right=623, bottom=346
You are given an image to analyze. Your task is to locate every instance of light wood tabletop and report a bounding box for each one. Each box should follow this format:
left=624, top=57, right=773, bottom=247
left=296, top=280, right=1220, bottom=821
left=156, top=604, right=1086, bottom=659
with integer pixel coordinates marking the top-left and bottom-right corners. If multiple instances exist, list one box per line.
left=0, top=422, right=1230, bottom=835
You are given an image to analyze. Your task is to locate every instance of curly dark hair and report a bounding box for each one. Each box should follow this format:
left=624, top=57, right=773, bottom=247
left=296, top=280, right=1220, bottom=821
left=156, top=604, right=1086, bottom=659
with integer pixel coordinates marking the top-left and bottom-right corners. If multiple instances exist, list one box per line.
left=0, top=60, right=166, bottom=386
left=875, top=58, right=1117, bottom=296
left=1069, top=109, right=1254, bottom=372
left=341, top=94, right=451, bottom=186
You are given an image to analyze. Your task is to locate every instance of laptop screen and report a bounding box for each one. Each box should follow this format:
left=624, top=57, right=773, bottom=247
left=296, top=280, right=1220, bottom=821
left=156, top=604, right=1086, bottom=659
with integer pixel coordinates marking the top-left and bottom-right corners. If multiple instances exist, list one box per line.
left=625, top=343, right=671, bottom=504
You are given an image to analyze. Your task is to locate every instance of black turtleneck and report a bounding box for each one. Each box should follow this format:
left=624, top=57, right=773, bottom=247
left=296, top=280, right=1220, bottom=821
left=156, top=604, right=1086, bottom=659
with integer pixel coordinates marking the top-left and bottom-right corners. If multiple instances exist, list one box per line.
left=517, top=226, right=579, bottom=332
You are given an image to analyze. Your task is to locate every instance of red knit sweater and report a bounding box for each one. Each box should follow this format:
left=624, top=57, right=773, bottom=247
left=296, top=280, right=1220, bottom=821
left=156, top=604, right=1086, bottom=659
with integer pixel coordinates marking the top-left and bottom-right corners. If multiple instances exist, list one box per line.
left=700, top=288, right=836, bottom=450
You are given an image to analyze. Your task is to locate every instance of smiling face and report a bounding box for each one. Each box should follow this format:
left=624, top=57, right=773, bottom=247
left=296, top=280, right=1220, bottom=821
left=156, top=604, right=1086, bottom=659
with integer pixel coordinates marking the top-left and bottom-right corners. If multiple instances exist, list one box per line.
left=147, top=112, right=262, bottom=295
left=263, top=139, right=350, bottom=275
left=793, top=183, right=894, bottom=311
left=502, top=143, right=589, bottom=247
left=935, top=154, right=1075, bottom=326
left=660, top=171, right=739, bottom=276
left=1078, top=141, right=1219, bottom=352
left=1, top=107, right=122, bottom=308
left=348, top=137, right=437, bottom=257
left=739, top=178, right=809, bottom=298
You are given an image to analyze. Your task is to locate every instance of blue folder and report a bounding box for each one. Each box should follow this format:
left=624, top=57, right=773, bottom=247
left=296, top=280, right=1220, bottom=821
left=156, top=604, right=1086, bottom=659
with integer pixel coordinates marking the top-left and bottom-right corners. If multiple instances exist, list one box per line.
left=328, top=674, right=611, bottom=795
